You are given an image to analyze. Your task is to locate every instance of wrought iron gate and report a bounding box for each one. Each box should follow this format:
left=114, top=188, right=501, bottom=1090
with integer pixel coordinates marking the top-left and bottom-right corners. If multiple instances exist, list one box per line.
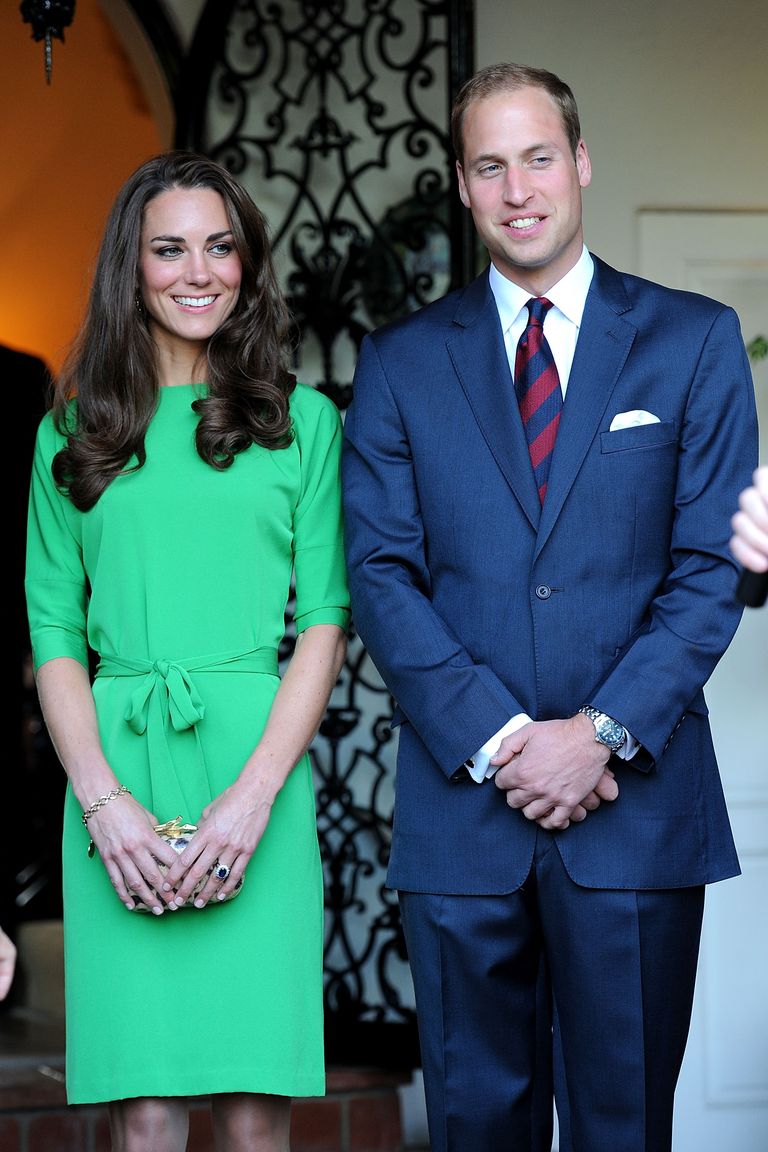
left=179, top=0, right=477, bottom=1068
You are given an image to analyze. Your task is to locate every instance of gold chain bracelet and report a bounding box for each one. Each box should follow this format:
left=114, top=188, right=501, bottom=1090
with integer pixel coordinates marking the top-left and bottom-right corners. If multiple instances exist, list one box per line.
left=83, top=785, right=132, bottom=858
left=82, top=785, right=132, bottom=827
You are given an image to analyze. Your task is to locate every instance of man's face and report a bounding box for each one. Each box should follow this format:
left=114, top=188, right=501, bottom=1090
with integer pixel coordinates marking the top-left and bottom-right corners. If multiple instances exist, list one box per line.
left=456, top=85, right=592, bottom=296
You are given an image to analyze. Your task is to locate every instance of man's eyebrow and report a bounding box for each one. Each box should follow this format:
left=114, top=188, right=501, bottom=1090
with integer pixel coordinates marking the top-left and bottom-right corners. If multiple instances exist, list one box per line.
left=466, top=142, right=561, bottom=166
left=468, top=152, right=502, bottom=165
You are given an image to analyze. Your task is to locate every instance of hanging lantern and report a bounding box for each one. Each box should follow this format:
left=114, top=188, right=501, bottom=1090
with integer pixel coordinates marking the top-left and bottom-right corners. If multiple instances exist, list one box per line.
left=20, top=0, right=76, bottom=85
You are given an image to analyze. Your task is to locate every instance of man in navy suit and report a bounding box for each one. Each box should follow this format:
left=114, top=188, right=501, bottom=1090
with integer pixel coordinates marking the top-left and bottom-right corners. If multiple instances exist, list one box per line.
left=342, top=62, right=758, bottom=1152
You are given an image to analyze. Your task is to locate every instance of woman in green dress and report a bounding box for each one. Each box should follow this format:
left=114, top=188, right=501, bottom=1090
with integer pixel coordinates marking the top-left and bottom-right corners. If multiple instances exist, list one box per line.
left=25, top=152, right=349, bottom=1151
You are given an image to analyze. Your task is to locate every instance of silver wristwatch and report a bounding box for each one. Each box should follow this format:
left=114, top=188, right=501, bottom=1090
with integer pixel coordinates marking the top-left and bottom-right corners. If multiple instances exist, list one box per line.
left=577, top=706, right=627, bottom=754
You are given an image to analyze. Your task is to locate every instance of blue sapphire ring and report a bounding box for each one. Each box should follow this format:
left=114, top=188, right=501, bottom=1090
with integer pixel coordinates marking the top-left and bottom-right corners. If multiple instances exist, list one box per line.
left=213, top=862, right=231, bottom=882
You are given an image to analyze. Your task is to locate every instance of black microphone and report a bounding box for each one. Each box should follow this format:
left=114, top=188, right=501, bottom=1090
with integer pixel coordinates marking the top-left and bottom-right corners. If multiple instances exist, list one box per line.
left=737, top=567, right=768, bottom=608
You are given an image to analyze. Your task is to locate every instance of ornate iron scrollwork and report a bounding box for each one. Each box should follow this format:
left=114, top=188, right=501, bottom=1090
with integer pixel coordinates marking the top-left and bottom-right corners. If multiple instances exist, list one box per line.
left=180, top=0, right=475, bottom=404
left=180, top=0, right=474, bottom=1066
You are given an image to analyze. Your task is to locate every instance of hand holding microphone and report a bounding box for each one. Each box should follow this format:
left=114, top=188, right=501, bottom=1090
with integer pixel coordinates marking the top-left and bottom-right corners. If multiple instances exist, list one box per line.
left=731, top=466, right=768, bottom=607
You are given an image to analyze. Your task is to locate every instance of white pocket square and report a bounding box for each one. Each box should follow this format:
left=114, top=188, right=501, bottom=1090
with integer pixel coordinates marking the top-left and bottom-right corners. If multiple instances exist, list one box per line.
left=609, top=409, right=661, bottom=431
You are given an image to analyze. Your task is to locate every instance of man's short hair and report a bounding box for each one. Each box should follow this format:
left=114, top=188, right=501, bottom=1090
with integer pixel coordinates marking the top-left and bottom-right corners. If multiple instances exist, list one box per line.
left=451, top=62, right=582, bottom=166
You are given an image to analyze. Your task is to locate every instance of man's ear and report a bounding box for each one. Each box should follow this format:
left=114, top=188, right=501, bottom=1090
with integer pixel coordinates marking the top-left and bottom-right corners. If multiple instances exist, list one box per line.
left=575, top=139, right=592, bottom=190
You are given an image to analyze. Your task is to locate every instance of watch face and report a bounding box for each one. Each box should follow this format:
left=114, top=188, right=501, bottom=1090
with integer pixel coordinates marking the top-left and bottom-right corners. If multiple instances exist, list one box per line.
left=595, top=716, right=624, bottom=748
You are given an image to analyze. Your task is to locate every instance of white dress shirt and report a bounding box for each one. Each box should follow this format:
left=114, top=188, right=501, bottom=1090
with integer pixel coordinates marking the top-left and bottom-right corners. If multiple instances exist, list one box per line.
left=491, top=244, right=594, bottom=401
left=466, top=247, right=637, bottom=781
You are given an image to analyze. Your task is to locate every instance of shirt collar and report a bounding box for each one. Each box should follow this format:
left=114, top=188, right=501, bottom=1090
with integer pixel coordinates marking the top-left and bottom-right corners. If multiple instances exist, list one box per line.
left=488, top=246, right=595, bottom=330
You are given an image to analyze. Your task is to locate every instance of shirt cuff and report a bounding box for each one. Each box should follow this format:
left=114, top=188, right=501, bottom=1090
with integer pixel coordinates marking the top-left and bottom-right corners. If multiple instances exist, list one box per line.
left=614, top=730, right=639, bottom=760
left=464, top=714, right=533, bottom=783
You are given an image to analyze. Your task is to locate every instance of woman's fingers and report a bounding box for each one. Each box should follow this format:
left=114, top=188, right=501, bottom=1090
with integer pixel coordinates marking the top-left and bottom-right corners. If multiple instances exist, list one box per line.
left=89, top=804, right=179, bottom=914
left=166, top=837, right=247, bottom=908
left=188, top=854, right=246, bottom=909
left=99, top=850, right=164, bottom=914
left=166, top=841, right=220, bottom=908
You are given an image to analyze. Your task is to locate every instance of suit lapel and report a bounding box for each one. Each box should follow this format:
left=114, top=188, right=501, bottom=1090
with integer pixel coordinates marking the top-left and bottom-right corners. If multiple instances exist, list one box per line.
left=447, top=272, right=541, bottom=529
left=534, top=259, right=638, bottom=558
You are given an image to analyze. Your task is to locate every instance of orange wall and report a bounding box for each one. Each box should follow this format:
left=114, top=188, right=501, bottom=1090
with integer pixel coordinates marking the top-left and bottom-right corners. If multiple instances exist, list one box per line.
left=0, top=0, right=164, bottom=373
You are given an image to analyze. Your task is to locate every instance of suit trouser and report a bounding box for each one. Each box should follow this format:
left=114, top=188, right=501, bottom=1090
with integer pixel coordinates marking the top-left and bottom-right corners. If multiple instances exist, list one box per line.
left=398, top=829, right=704, bottom=1152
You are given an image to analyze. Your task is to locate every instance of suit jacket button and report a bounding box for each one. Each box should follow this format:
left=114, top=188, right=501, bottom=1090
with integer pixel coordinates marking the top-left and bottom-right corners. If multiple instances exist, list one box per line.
left=535, top=584, right=552, bottom=600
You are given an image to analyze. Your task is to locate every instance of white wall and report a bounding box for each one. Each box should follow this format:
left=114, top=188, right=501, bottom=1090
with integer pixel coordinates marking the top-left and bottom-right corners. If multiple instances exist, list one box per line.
left=475, top=0, right=768, bottom=274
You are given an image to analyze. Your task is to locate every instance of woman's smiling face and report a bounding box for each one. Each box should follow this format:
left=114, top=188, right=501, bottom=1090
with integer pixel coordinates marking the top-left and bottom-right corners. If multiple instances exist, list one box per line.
left=138, top=186, right=242, bottom=362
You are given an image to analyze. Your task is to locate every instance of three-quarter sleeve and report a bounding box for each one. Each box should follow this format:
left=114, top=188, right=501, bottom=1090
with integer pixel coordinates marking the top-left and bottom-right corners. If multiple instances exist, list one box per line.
left=291, top=387, right=350, bottom=635
left=25, top=414, right=90, bottom=671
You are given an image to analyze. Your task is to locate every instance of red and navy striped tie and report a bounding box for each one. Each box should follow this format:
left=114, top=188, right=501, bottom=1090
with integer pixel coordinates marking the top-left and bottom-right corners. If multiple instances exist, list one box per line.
left=514, top=297, right=562, bottom=503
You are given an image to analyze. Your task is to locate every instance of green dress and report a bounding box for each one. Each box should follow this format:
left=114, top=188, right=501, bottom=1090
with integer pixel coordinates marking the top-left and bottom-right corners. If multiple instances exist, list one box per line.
left=25, top=382, right=350, bottom=1105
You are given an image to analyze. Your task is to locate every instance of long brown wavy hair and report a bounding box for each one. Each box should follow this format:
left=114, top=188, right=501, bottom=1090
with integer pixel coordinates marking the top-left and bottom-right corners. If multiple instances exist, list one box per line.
left=52, top=151, right=297, bottom=510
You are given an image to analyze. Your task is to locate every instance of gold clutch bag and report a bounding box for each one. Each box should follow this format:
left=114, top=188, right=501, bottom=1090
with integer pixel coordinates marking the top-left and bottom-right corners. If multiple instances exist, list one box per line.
left=132, top=816, right=244, bottom=912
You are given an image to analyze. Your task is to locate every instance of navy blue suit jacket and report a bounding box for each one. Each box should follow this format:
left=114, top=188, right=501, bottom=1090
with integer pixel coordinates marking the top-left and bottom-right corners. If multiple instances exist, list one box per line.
left=342, top=256, right=758, bottom=895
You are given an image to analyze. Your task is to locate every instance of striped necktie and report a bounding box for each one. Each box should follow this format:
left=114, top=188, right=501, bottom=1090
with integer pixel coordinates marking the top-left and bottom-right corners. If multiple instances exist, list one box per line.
left=514, top=296, right=562, bottom=503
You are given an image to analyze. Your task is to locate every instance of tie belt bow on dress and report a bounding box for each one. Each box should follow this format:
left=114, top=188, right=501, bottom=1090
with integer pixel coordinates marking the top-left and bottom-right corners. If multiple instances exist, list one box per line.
left=95, top=647, right=279, bottom=821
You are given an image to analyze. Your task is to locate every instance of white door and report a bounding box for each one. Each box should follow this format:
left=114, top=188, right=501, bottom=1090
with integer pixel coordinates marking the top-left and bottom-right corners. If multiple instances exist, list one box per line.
left=639, top=211, right=768, bottom=1151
